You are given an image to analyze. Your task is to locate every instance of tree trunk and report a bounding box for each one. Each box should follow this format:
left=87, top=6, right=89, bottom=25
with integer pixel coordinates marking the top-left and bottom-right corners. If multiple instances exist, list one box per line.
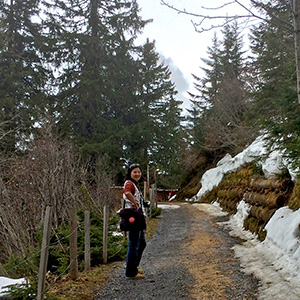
left=292, top=0, right=300, bottom=104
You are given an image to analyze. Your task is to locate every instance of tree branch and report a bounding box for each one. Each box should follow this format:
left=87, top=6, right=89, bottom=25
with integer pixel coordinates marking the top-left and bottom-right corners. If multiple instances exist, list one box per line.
left=160, top=0, right=293, bottom=33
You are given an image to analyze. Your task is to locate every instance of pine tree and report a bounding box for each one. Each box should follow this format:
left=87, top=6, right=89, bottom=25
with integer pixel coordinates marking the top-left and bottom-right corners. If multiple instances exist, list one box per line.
left=187, top=34, right=222, bottom=149
left=136, top=41, right=182, bottom=187
left=40, top=0, right=183, bottom=183
left=188, top=23, right=252, bottom=158
left=0, top=0, right=48, bottom=152
left=248, top=0, right=300, bottom=164
left=46, top=0, right=146, bottom=166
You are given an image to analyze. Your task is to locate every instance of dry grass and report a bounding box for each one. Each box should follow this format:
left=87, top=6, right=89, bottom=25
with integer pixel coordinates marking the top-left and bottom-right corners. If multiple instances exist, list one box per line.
left=46, top=216, right=161, bottom=300
left=46, top=261, right=124, bottom=300
left=288, top=179, right=300, bottom=211
left=181, top=207, right=232, bottom=300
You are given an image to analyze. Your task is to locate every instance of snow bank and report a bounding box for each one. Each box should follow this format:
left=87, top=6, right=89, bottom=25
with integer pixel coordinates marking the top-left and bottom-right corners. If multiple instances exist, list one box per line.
left=0, top=277, right=26, bottom=297
left=230, top=206, right=300, bottom=300
left=201, top=201, right=300, bottom=299
left=192, top=136, right=267, bottom=200
left=265, top=207, right=300, bottom=263
left=223, top=200, right=256, bottom=240
left=192, top=134, right=300, bottom=299
left=192, top=135, right=297, bottom=201
left=261, top=150, right=284, bottom=178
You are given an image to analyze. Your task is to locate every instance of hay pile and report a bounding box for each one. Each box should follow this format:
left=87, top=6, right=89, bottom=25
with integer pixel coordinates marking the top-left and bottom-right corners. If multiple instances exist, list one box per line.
left=203, top=166, right=254, bottom=213
left=243, top=177, right=293, bottom=239
left=200, top=164, right=294, bottom=240
left=287, top=180, right=300, bottom=211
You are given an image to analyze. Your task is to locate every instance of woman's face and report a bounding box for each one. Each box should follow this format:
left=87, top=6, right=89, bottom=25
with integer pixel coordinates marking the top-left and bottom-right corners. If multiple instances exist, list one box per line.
left=131, top=167, right=142, bottom=182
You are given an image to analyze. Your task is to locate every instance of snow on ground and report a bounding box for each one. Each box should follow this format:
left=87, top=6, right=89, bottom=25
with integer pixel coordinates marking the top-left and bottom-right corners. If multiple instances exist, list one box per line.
left=193, top=135, right=300, bottom=300
left=2, top=136, right=299, bottom=298
left=191, top=136, right=267, bottom=200
left=0, top=277, right=26, bottom=298
left=195, top=201, right=300, bottom=299
left=158, top=204, right=180, bottom=210
left=193, top=202, right=228, bottom=217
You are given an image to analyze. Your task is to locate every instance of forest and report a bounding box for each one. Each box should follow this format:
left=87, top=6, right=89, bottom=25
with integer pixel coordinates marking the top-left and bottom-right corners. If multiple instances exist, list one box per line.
left=0, top=0, right=299, bottom=298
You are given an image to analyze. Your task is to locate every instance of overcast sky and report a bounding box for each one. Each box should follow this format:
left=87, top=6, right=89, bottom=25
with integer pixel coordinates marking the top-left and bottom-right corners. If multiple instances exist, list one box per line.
left=135, top=0, right=255, bottom=112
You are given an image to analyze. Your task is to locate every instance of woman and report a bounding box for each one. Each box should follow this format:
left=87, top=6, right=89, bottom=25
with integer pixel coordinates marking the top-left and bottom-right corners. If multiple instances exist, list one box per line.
left=123, top=163, right=146, bottom=279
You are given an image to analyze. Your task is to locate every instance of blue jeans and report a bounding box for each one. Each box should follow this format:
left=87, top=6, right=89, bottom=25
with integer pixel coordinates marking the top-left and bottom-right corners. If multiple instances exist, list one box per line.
left=126, top=230, right=146, bottom=277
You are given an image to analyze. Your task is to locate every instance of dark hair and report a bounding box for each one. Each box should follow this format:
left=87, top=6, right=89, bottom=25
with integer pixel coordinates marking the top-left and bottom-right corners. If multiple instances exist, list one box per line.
left=125, top=163, right=142, bottom=182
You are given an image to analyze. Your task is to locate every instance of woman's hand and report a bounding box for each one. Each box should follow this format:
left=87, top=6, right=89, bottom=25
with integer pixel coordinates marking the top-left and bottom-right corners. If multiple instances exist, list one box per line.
left=125, top=191, right=139, bottom=209
left=131, top=201, right=139, bottom=209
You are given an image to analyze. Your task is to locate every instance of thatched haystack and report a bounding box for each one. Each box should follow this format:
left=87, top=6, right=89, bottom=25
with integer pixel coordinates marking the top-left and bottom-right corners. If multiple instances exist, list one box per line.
left=249, top=178, right=293, bottom=191
left=288, top=180, right=300, bottom=211
left=244, top=191, right=286, bottom=208
left=249, top=206, right=277, bottom=223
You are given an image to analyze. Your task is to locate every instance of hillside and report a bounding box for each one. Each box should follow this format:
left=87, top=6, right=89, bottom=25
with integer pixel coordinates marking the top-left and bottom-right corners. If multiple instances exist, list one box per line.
left=180, top=136, right=300, bottom=239
left=175, top=136, right=300, bottom=298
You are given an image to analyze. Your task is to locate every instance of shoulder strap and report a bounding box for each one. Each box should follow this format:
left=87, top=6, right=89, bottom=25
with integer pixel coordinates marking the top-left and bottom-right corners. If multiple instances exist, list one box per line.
left=123, top=180, right=143, bottom=209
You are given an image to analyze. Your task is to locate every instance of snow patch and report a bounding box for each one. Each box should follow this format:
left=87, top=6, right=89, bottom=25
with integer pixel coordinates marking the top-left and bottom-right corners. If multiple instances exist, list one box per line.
left=190, top=134, right=300, bottom=299
left=193, top=136, right=267, bottom=200
left=198, top=202, right=300, bottom=299
left=193, top=202, right=228, bottom=217
left=158, top=204, right=180, bottom=210
left=0, top=277, right=26, bottom=297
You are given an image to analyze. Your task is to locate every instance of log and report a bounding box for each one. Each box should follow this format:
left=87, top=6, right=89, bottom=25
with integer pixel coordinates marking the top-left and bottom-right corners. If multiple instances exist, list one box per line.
left=244, top=191, right=286, bottom=208
left=217, top=190, right=229, bottom=200
left=217, top=187, right=245, bottom=202
left=230, top=187, right=245, bottom=198
left=250, top=178, right=293, bottom=191
left=249, top=206, right=276, bottom=223
left=227, top=200, right=238, bottom=211
left=237, top=179, right=251, bottom=187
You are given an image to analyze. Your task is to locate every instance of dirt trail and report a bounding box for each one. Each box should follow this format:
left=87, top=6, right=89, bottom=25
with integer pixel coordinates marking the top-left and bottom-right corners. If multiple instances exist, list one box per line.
left=96, top=203, right=258, bottom=300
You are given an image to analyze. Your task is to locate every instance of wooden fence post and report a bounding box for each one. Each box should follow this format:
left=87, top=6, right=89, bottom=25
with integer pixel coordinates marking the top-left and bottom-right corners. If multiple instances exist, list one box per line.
left=84, top=210, right=91, bottom=271
left=103, top=205, right=108, bottom=264
left=153, top=183, right=157, bottom=208
left=147, top=165, right=150, bottom=195
left=70, top=208, right=78, bottom=280
left=144, top=181, right=147, bottom=202
left=37, top=206, right=53, bottom=300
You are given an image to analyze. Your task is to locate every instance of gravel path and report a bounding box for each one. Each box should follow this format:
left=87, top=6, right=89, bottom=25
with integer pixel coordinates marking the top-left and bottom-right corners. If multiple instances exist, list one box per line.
left=96, top=203, right=258, bottom=300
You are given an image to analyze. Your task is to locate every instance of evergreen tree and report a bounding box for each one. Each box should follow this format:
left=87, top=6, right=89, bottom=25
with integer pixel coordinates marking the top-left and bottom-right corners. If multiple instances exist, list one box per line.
left=188, top=23, right=252, bottom=158
left=187, top=34, right=221, bottom=149
left=248, top=0, right=300, bottom=165
left=45, top=0, right=145, bottom=163
left=43, top=0, right=183, bottom=184
left=0, top=0, right=48, bottom=152
left=153, top=95, right=183, bottom=188
left=121, top=40, right=183, bottom=187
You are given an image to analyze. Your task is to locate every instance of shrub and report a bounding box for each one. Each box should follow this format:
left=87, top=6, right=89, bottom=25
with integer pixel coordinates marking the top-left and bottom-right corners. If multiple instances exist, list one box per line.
left=2, top=210, right=128, bottom=278
left=150, top=206, right=162, bottom=218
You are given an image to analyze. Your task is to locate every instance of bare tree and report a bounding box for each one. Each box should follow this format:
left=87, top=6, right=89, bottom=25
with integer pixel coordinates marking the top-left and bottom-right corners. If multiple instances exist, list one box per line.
left=0, top=120, right=120, bottom=263
left=0, top=124, right=82, bottom=261
left=79, top=156, right=119, bottom=216
left=161, top=0, right=264, bottom=32
left=203, top=76, right=256, bottom=154
left=161, top=0, right=300, bottom=104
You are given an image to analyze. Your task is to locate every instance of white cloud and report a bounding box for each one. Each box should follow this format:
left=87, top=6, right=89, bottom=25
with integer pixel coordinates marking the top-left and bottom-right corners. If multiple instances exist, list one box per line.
left=159, top=54, right=191, bottom=111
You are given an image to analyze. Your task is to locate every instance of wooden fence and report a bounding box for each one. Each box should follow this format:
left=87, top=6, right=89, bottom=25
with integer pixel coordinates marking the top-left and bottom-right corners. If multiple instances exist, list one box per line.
left=37, top=181, right=161, bottom=299
left=37, top=205, right=110, bottom=300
